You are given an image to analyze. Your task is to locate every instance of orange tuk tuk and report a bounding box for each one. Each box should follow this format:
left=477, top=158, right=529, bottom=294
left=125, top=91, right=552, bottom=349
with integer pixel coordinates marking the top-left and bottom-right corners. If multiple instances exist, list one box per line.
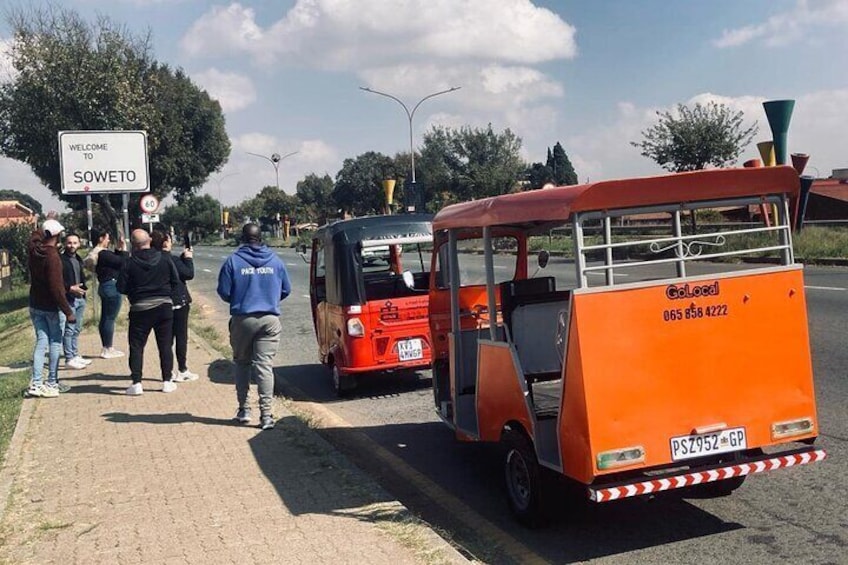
left=309, top=214, right=433, bottom=395
left=428, top=166, right=826, bottom=524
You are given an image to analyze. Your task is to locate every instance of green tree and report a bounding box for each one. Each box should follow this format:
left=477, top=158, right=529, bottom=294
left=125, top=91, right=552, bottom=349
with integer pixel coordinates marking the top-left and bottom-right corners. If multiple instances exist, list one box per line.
left=333, top=151, right=397, bottom=216
left=0, top=222, right=34, bottom=283
left=296, top=173, right=335, bottom=224
left=525, top=162, right=554, bottom=190
left=548, top=142, right=578, bottom=185
left=0, top=189, right=43, bottom=216
left=160, top=194, right=220, bottom=240
left=0, top=6, right=230, bottom=228
left=418, top=124, right=525, bottom=207
left=632, top=102, right=758, bottom=172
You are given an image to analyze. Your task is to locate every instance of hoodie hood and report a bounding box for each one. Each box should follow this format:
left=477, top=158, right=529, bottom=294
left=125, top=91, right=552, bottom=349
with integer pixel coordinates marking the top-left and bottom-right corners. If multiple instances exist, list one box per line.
left=235, top=244, right=276, bottom=268
left=28, top=230, right=50, bottom=260
left=130, top=247, right=163, bottom=270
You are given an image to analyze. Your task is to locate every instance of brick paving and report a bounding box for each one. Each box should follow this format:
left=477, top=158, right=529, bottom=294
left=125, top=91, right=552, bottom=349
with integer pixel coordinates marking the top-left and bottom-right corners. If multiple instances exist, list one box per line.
left=0, top=327, right=465, bottom=564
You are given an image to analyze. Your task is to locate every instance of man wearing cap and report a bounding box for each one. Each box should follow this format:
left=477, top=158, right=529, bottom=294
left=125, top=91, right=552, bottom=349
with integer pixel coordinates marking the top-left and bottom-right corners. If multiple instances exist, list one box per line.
left=217, top=223, right=291, bottom=430
left=27, top=219, right=76, bottom=398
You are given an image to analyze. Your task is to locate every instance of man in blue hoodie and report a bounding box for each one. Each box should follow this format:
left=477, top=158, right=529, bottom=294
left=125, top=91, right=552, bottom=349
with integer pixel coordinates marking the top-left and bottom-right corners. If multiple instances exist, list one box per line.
left=217, top=223, right=291, bottom=430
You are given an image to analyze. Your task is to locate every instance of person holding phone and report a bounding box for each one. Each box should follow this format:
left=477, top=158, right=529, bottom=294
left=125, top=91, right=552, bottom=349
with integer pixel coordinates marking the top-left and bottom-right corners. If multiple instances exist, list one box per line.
left=151, top=230, right=198, bottom=382
left=90, top=229, right=127, bottom=359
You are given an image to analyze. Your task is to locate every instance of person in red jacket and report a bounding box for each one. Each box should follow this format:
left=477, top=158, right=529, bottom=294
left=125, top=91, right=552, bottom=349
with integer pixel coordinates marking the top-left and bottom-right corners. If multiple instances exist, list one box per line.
left=27, top=219, right=76, bottom=397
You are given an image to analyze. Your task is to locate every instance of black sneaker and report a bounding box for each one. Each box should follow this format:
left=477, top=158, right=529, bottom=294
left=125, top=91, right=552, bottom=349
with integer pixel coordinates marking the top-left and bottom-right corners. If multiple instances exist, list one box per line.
left=234, top=408, right=252, bottom=424
left=260, top=416, right=275, bottom=430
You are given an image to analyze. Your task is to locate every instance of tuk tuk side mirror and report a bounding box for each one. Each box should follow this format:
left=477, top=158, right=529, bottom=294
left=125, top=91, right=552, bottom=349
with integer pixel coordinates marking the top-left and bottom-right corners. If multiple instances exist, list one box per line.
left=538, top=250, right=550, bottom=269
left=402, top=270, right=416, bottom=291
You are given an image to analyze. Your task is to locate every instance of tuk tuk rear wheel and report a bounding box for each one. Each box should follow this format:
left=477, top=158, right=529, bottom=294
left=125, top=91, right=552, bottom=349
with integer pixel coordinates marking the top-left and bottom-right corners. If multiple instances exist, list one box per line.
left=332, top=365, right=354, bottom=397
left=502, top=428, right=546, bottom=527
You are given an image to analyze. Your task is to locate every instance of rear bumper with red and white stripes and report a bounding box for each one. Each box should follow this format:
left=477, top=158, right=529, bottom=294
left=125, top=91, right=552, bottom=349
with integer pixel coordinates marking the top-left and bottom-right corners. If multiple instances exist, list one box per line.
left=588, top=447, right=827, bottom=503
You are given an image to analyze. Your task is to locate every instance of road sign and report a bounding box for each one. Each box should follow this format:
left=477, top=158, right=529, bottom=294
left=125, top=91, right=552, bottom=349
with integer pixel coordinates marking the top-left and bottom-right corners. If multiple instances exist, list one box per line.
left=139, top=194, right=160, bottom=214
left=141, top=213, right=160, bottom=223
left=58, top=130, right=150, bottom=194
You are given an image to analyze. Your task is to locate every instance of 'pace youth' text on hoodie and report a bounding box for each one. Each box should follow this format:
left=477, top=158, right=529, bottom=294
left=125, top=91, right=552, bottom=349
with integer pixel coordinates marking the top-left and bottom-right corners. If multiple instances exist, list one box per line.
left=217, top=244, right=291, bottom=316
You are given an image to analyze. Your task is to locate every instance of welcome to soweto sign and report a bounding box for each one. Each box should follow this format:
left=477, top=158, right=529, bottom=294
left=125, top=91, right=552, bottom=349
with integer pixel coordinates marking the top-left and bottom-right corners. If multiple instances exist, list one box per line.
left=58, top=130, right=149, bottom=194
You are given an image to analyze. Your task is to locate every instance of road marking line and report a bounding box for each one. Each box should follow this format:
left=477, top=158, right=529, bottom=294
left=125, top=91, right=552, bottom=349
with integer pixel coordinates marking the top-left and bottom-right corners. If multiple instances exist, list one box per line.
left=286, top=262, right=297, bottom=266
left=804, top=285, right=846, bottom=291
left=202, top=268, right=212, bottom=273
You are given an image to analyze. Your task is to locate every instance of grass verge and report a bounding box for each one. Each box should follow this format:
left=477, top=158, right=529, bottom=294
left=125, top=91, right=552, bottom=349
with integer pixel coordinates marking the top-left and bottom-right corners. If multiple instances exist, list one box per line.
left=0, top=287, right=34, bottom=468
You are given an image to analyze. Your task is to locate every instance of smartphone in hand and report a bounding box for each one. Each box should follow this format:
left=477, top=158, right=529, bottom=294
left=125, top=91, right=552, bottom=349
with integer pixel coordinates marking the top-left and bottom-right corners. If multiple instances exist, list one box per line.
left=183, top=232, right=191, bottom=249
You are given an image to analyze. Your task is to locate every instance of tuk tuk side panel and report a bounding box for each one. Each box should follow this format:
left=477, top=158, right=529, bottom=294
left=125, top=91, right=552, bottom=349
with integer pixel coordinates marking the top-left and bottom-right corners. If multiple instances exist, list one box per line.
left=476, top=341, right=533, bottom=443
left=559, top=267, right=818, bottom=482
left=559, top=313, right=595, bottom=484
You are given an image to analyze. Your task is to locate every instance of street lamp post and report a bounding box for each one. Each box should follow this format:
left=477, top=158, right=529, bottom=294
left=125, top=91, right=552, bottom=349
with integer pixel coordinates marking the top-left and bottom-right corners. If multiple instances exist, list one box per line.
left=246, top=150, right=299, bottom=191
left=214, top=172, right=239, bottom=240
left=359, top=86, right=461, bottom=184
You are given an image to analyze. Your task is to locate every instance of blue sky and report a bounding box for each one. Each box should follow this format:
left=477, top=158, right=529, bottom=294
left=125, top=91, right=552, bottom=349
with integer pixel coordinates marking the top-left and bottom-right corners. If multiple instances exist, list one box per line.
left=1, top=0, right=846, bottom=213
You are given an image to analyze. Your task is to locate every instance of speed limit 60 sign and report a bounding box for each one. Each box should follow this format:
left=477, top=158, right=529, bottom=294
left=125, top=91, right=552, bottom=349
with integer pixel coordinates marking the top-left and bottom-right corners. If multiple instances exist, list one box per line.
left=140, top=194, right=160, bottom=214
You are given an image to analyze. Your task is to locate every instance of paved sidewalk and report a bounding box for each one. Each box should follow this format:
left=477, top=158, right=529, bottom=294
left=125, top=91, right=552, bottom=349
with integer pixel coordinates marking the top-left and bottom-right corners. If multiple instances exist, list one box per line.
left=0, top=327, right=466, bottom=564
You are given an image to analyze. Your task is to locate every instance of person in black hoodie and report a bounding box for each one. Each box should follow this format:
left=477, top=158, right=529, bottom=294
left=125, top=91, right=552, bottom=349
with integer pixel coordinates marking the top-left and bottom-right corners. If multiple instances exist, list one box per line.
left=117, top=229, right=179, bottom=395
left=151, top=230, right=198, bottom=382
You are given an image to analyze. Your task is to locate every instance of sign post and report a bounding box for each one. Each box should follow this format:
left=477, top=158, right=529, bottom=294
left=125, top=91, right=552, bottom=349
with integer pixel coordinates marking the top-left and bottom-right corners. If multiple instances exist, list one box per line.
left=58, top=130, right=150, bottom=248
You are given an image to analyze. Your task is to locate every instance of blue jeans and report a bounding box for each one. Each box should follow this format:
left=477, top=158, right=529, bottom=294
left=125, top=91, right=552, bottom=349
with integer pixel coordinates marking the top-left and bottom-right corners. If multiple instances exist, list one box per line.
left=98, top=280, right=122, bottom=348
left=30, top=308, right=62, bottom=386
left=60, top=297, right=86, bottom=361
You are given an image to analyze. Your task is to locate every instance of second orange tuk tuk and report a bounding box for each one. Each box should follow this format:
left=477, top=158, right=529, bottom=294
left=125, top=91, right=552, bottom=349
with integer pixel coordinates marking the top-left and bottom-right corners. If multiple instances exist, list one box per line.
left=428, top=166, right=826, bottom=524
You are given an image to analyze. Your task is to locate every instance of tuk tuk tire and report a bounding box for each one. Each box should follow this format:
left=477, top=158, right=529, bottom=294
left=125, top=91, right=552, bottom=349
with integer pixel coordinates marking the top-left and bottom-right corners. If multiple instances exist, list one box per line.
left=332, top=365, right=354, bottom=397
left=502, top=428, right=546, bottom=527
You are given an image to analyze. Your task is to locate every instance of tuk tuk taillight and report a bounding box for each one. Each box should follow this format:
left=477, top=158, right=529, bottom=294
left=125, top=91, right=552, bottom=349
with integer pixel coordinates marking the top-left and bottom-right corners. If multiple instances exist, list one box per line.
left=347, top=318, right=365, bottom=337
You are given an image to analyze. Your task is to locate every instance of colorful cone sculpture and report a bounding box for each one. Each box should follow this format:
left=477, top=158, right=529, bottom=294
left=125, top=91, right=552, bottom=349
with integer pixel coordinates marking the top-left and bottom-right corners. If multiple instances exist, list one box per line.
left=797, top=175, right=815, bottom=231
left=763, top=100, right=795, bottom=165
left=757, top=141, right=776, bottom=167
left=791, top=153, right=810, bottom=176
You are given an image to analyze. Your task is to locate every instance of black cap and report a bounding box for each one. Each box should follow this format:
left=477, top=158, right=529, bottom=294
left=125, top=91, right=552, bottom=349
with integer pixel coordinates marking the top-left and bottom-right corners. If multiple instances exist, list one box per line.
left=241, top=223, right=262, bottom=244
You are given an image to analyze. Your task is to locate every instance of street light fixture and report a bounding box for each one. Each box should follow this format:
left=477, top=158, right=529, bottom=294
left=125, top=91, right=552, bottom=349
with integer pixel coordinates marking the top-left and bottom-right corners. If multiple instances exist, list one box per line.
left=213, top=172, right=239, bottom=240
left=246, top=150, right=299, bottom=191
left=359, top=85, right=461, bottom=184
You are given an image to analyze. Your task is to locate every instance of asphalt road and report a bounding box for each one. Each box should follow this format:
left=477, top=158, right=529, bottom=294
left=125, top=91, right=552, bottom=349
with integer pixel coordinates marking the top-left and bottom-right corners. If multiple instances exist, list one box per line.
left=190, top=245, right=846, bottom=564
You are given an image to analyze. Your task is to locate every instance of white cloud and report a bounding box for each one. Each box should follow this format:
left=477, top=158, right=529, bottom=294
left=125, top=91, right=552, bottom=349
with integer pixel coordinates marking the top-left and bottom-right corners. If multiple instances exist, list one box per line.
left=192, top=68, right=256, bottom=113
left=0, top=37, right=17, bottom=82
left=713, top=0, right=848, bottom=48
left=202, top=133, right=340, bottom=204
left=181, top=0, right=577, bottom=68
left=563, top=90, right=848, bottom=184
left=0, top=157, right=66, bottom=213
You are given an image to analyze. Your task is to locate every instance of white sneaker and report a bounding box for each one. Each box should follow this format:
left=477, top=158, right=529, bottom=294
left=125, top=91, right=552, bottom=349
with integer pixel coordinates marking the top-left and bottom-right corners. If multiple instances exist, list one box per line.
left=162, top=380, right=177, bottom=393
left=126, top=382, right=143, bottom=396
left=26, top=383, right=59, bottom=398
left=173, top=369, right=199, bottom=382
left=65, top=357, right=87, bottom=369
left=74, top=356, right=92, bottom=366
left=101, top=347, right=124, bottom=359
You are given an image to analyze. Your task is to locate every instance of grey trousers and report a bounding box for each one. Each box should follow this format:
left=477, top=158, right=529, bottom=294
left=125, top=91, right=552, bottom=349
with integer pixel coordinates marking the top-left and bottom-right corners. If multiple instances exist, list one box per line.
left=229, top=314, right=282, bottom=417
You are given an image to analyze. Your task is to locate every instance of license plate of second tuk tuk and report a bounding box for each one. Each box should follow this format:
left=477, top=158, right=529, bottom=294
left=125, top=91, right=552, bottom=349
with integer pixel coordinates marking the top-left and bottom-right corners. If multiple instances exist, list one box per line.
left=669, top=427, right=746, bottom=461
left=397, top=339, right=423, bottom=361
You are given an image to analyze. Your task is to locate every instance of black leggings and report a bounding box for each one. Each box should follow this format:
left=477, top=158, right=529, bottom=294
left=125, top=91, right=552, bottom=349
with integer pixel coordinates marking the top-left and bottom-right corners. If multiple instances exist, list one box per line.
left=173, top=304, right=190, bottom=372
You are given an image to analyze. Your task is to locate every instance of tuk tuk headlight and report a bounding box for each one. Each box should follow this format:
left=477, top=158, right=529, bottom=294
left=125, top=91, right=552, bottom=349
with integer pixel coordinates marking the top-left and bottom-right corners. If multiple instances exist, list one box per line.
left=347, top=318, right=365, bottom=337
